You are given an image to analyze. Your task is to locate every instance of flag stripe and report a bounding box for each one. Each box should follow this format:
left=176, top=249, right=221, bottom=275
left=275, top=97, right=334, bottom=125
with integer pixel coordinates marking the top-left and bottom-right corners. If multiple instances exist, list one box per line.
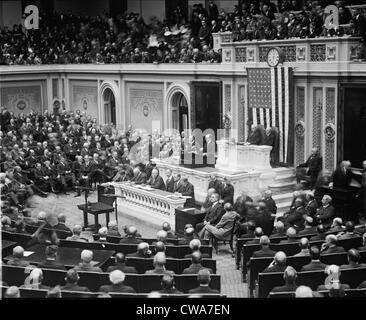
left=277, top=67, right=283, bottom=163
left=271, top=67, right=276, bottom=127
left=284, top=67, right=290, bottom=163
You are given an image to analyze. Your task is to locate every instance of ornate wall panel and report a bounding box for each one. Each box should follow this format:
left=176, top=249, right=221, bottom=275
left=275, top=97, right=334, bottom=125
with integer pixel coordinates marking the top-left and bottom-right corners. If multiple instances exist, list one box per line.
left=1, top=85, right=42, bottom=115
left=71, top=82, right=98, bottom=119
left=128, top=86, right=164, bottom=132
left=259, top=46, right=296, bottom=62
left=295, top=87, right=305, bottom=165
left=324, top=87, right=336, bottom=171
left=235, top=47, right=247, bottom=62
left=310, top=44, right=326, bottom=61
left=312, top=87, right=323, bottom=152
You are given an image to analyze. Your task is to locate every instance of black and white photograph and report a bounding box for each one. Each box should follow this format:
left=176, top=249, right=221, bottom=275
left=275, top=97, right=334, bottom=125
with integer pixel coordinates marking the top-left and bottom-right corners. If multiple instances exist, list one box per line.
left=1, top=0, right=366, bottom=305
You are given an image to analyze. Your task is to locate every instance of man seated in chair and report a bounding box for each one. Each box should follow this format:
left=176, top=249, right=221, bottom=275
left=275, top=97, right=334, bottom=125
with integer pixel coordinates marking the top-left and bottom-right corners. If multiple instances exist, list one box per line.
left=158, top=274, right=183, bottom=295
left=196, top=193, right=223, bottom=234
left=198, top=203, right=239, bottom=243
left=147, top=168, right=166, bottom=190
left=107, top=252, right=138, bottom=274
left=61, top=269, right=90, bottom=292
left=66, top=225, right=88, bottom=242
left=188, top=269, right=219, bottom=295
left=99, top=270, right=136, bottom=294
left=127, top=242, right=152, bottom=258
left=296, top=147, right=322, bottom=189
left=38, top=245, right=66, bottom=270
left=119, top=226, right=142, bottom=244
left=182, top=251, right=213, bottom=274
left=7, top=246, right=30, bottom=267
left=161, top=222, right=178, bottom=239
left=269, top=266, right=298, bottom=295
left=145, top=252, right=175, bottom=275
left=73, top=249, right=103, bottom=273
left=184, top=239, right=210, bottom=258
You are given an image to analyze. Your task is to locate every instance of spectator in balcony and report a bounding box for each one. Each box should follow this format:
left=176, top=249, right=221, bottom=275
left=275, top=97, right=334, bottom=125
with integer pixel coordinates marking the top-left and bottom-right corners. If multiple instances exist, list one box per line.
left=208, top=0, right=219, bottom=22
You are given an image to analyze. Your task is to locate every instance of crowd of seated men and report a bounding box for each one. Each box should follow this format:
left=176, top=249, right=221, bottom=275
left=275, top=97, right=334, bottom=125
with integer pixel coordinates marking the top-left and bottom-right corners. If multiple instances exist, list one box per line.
left=1, top=1, right=366, bottom=66
left=1, top=216, right=221, bottom=298
left=0, top=107, right=201, bottom=213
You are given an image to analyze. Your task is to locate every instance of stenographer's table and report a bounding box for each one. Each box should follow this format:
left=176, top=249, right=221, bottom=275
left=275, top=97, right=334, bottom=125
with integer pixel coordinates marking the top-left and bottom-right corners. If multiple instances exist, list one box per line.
left=111, top=182, right=188, bottom=230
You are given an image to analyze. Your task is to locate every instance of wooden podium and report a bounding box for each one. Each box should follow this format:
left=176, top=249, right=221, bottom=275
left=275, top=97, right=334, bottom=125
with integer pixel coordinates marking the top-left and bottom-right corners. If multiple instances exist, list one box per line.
left=175, top=207, right=205, bottom=236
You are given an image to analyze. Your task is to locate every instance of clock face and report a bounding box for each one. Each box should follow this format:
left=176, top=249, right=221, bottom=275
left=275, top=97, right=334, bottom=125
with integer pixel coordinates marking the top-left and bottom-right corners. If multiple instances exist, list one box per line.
left=267, top=48, right=281, bottom=67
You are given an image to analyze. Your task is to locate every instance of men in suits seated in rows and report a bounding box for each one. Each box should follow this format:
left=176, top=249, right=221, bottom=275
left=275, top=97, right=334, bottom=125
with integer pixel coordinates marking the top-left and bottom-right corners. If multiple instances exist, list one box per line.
left=145, top=252, right=175, bottom=275
left=38, top=245, right=66, bottom=270
left=147, top=168, right=165, bottom=190
left=281, top=198, right=306, bottom=231
left=188, top=269, right=219, bottom=295
left=337, top=221, right=360, bottom=240
left=73, top=249, right=103, bottom=273
left=340, top=249, right=366, bottom=270
left=127, top=242, right=151, bottom=258
left=280, top=227, right=298, bottom=243
left=246, top=227, right=264, bottom=245
left=201, top=188, right=216, bottom=213
left=119, top=226, right=142, bottom=244
left=199, top=203, right=239, bottom=242
left=66, top=225, right=88, bottom=242
left=270, top=266, right=298, bottom=295
left=196, top=193, right=223, bottom=235
left=61, top=269, right=90, bottom=292
left=301, top=246, right=327, bottom=272
left=270, top=221, right=286, bottom=238
left=99, top=270, right=136, bottom=293
left=320, top=235, right=346, bottom=254
left=252, top=236, right=276, bottom=258
left=6, top=246, right=30, bottom=267
left=182, top=252, right=213, bottom=275
left=184, top=239, right=210, bottom=258
left=106, top=252, right=138, bottom=274
left=96, top=227, right=108, bottom=242
left=328, top=217, right=345, bottom=234
left=158, top=275, right=183, bottom=295
left=296, top=147, right=322, bottom=189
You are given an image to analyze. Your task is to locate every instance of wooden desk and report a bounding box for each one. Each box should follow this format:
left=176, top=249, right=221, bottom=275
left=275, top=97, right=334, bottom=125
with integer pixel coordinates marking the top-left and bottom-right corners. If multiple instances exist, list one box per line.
left=77, top=202, right=114, bottom=231
left=3, top=244, right=114, bottom=269
left=2, top=240, right=17, bottom=257
left=175, top=208, right=205, bottom=236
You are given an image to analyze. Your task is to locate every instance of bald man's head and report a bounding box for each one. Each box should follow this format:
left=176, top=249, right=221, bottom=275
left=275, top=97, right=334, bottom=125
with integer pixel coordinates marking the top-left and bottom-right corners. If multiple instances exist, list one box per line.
left=283, top=266, right=297, bottom=283
left=154, top=252, right=167, bottom=267
left=295, top=286, right=313, bottom=298
left=185, top=227, right=194, bottom=237
left=13, top=246, right=24, bottom=259
left=137, top=242, right=149, bottom=254
left=274, top=251, right=287, bottom=265
left=299, top=237, right=309, bottom=250
left=156, top=230, right=167, bottom=242
left=191, top=251, right=202, bottom=264
left=162, top=222, right=171, bottom=232
left=81, top=250, right=93, bottom=263
left=254, top=227, right=263, bottom=238
left=128, top=226, right=138, bottom=237
left=189, top=239, right=201, bottom=251
left=197, top=269, right=211, bottom=285
left=115, top=252, right=126, bottom=264
left=259, top=235, right=270, bottom=246
left=286, top=227, right=296, bottom=239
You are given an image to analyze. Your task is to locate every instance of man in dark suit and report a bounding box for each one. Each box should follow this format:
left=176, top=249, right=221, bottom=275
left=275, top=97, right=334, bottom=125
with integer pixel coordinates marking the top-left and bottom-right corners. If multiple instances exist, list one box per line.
left=107, top=252, right=138, bottom=274
left=127, top=242, right=152, bottom=258
left=221, top=177, right=234, bottom=204
left=305, top=191, right=318, bottom=218
left=331, top=160, right=354, bottom=190
left=270, top=221, right=286, bottom=238
left=338, top=221, right=361, bottom=241
left=165, top=169, right=175, bottom=193
left=208, top=175, right=222, bottom=196
left=61, top=269, right=90, bottom=292
left=176, top=177, right=195, bottom=208
left=196, top=193, right=223, bottom=234
left=182, top=252, right=213, bottom=274
left=147, top=168, right=166, bottom=190
left=158, top=274, right=183, bottom=294
left=340, top=249, right=366, bottom=270
left=320, top=234, right=346, bottom=254
left=280, top=227, right=298, bottom=243
left=262, top=251, right=287, bottom=273
left=298, top=216, right=317, bottom=236
left=53, top=213, right=72, bottom=235
left=284, top=198, right=306, bottom=231
left=119, top=226, right=142, bottom=244
left=262, top=190, right=277, bottom=215
left=270, top=266, right=298, bottom=294
left=301, top=246, right=327, bottom=272
left=99, top=270, right=136, bottom=293
left=6, top=246, right=30, bottom=267
left=131, top=166, right=147, bottom=184
left=184, top=239, right=210, bottom=258
left=309, top=225, right=327, bottom=241
left=252, top=236, right=276, bottom=258
left=145, top=252, right=175, bottom=275
left=254, top=201, right=273, bottom=235
left=178, top=226, right=196, bottom=245
left=246, top=124, right=263, bottom=145
left=246, top=227, right=264, bottom=244
left=315, top=195, right=336, bottom=229
left=188, top=269, right=219, bottom=294
left=37, top=245, right=66, bottom=271
left=56, top=156, right=74, bottom=194
left=297, top=148, right=322, bottom=188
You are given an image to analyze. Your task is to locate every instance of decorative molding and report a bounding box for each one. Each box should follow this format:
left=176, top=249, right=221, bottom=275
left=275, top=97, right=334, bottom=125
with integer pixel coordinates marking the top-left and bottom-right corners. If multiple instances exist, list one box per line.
left=295, top=86, right=305, bottom=166
left=324, top=122, right=336, bottom=142
left=224, top=84, right=231, bottom=114
left=350, top=45, right=361, bottom=60
left=325, top=87, right=336, bottom=171
left=247, top=48, right=255, bottom=62
left=312, top=88, right=323, bottom=151
left=224, top=49, right=232, bottom=62
left=1, top=85, right=42, bottom=114
left=326, top=46, right=336, bottom=60
left=310, top=44, right=326, bottom=61
left=238, top=85, right=245, bottom=142
left=259, top=45, right=296, bottom=62
left=295, top=120, right=306, bottom=138
left=296, top=46, right=306, bottom=61
left=235, top=47, right=247, bottom=62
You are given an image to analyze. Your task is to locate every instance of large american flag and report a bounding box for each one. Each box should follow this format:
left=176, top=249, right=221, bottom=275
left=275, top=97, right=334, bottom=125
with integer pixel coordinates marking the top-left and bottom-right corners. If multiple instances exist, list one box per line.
left=247, top=67, right=294, bottom=164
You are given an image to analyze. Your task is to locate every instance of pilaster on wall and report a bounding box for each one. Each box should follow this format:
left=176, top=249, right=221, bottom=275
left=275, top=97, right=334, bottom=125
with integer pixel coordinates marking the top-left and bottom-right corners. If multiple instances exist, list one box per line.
left=294, top=86, right=306, bottom=166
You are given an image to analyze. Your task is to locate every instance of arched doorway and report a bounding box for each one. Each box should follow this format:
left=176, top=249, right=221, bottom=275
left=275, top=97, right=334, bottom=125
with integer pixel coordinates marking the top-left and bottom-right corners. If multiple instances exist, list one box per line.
left=171, top=92, right=189, bottom=132
left=103, top=88, right=116, bottom=126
